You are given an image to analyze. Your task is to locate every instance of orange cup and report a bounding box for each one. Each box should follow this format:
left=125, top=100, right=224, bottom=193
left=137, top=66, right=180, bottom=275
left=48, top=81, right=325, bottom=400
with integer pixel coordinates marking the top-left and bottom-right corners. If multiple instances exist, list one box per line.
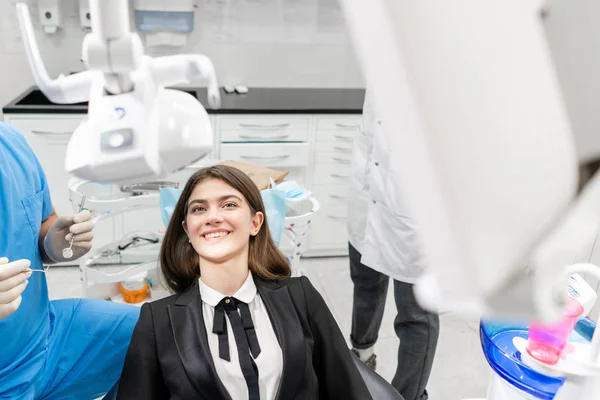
left=119, top=280, right=149, bottom=304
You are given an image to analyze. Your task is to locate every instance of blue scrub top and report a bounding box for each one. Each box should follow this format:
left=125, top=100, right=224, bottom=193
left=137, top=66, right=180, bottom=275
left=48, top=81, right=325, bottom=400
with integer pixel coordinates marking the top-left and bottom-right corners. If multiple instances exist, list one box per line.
left=0, top=123, right=53, bottom=388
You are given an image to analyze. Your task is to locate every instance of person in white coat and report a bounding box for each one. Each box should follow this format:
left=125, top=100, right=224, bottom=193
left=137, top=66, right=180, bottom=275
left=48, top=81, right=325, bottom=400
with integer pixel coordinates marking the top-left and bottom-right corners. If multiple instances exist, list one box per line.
left=347, top=92, right=439, bottom=400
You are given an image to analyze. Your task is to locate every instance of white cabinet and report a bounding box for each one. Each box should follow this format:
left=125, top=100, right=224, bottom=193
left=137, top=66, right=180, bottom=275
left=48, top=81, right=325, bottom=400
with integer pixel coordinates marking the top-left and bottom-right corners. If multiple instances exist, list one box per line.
left=306, top=114, right=362, bottom=256
left=4, top=111, right=361, bottom=259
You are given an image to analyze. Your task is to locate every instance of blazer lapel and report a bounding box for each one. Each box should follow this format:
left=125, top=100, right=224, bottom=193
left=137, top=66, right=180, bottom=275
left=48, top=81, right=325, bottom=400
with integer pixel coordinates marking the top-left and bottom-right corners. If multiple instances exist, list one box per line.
left=256, top=278, right=306, bottom=400
left=168, top=280, right=231, bottom=400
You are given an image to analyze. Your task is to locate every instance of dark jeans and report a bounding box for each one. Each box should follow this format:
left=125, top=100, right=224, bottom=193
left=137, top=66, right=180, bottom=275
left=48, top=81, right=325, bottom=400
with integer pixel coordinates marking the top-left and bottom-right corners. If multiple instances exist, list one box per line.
left=349, top=243, right=440, bottom=400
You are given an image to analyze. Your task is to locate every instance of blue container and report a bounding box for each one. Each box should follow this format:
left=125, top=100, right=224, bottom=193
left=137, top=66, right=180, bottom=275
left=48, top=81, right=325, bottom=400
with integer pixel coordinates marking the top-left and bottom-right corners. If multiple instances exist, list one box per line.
left=480, top=318, right=595, bottom=399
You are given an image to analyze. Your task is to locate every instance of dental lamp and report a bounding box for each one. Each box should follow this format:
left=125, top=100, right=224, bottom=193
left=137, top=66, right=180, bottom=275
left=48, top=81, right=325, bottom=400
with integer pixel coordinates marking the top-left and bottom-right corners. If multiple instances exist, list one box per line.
left=339, top=0, right=600, bottom=321
left=16, top=0, right=221, bottom=184
left=341, top=0, right=600, bottom=400
left=339, top=1, right=600, bottom=397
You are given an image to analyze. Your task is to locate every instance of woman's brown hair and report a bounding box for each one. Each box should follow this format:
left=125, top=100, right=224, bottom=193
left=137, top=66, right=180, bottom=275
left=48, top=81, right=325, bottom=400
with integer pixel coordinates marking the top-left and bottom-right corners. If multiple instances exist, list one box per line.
left=160, top=164, right=291, bottom=294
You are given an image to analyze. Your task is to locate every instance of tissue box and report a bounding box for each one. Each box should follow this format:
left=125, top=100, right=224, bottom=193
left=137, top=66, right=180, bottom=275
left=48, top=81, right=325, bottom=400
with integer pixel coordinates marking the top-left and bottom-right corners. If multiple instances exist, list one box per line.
left=218, top=160, right=288, bottom=190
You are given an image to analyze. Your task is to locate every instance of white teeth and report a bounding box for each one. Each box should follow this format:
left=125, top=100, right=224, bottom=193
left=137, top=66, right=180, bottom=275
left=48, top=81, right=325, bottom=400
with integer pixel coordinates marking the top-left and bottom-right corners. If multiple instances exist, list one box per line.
left=204, top=232, right=228, bottom=239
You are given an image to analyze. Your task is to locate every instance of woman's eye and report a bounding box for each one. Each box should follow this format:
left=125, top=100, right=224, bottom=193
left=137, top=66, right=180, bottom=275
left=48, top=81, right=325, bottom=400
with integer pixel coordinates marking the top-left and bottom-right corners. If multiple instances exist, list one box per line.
left=191, top=206, right=205, bottom=213
left=224, top=202, right=237, bottom=208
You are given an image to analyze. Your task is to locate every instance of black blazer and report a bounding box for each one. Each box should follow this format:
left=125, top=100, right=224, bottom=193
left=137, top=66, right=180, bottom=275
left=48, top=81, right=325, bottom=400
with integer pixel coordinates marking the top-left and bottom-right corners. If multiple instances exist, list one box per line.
left=117, top=275, right=373, bottom=400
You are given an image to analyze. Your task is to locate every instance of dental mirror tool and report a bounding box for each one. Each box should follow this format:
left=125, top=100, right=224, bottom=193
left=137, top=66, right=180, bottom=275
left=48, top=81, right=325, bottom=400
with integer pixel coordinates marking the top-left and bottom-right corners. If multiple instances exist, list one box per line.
left=62, top=195, right=87, bottom=259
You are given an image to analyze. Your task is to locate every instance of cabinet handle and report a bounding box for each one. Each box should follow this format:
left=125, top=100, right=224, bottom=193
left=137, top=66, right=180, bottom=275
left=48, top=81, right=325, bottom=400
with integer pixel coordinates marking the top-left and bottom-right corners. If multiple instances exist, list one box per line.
left=333, top=146, right=352, bottom=153
left=333, top=134, right=354, bottom=142
left=239, top=134, right=290, bottom=141
left=32, top=130, right=72, bottom=136
left=333, top=157, right=351, bottom=164
left=330, top=173, right=350, bottom=180
left=335, top=123, right=360, bottom=129
left=239, top=123, right=291, bottom=130
left=329, top=194, right=347, bottom=200
left=327, top=214, right=346, bottom=221
left=240, top=155, right=291, bottom=161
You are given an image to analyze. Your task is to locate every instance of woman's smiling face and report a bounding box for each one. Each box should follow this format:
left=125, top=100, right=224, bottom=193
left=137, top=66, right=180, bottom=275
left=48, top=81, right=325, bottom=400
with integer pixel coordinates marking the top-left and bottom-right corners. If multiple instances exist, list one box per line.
left=183, top=178, right=263, bottom=266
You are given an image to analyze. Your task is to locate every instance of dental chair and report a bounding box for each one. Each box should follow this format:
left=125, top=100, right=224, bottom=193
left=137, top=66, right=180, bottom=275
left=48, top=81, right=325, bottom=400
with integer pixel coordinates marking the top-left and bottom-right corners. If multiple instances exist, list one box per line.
left=103, top=352, right=404, bottom=400
left=352, top=352, right=405, bottom=400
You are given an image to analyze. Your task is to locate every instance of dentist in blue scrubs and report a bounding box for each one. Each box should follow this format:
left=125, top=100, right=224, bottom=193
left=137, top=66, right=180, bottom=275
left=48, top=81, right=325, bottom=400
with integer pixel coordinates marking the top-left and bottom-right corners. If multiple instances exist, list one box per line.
left=0, top=122, right=140, bottom=399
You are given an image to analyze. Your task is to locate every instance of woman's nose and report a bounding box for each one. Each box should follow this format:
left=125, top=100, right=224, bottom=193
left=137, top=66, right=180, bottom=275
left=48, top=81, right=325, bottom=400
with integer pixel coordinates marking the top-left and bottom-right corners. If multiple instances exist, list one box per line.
left=204, top=208, right=224, bottom=224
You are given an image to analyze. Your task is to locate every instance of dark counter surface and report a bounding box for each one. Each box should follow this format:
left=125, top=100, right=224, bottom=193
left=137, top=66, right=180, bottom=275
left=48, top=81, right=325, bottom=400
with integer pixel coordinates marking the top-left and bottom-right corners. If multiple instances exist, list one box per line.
left=3, top=87, right=365, bottom=115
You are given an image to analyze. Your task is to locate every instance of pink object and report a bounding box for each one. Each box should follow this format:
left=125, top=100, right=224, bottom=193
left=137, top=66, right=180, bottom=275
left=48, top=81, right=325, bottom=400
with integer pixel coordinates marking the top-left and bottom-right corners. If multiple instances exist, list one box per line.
left=526, top=297, right=584, bottom=365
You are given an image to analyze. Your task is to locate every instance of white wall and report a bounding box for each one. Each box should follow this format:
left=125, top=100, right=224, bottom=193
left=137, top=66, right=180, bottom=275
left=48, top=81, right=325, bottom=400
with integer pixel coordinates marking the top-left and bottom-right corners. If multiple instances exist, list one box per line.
left=0, top=0, right=364, bottom=115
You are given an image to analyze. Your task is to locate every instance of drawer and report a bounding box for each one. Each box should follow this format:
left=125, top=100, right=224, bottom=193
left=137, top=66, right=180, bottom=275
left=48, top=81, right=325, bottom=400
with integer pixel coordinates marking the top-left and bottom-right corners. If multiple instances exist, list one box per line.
left=311, top=184, right=349, bottom=207
left=220, top=143, right=310, bottom=168
left=316, top=129, right=359, bottom=143
left=220, top=115, right=308, bottom=130
left=316, top=115, right=362, bottom=131
left=312, top=162, right=352, bottom=185
left=220, top=128, right=308, bottom=143
left=220, top=116, right=309, bottom=143
left=316, top=116, right=362, bottom=143
left=309, top=209, right=348, bottom=246
left=315, top=141, right=354, bottom=155
left=315, top=153, right=352, bottom=166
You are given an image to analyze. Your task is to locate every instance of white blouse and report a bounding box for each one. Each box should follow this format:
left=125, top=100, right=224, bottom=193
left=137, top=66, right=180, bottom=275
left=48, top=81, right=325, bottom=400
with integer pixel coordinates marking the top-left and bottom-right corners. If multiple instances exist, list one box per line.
left=198, top=272, right=283, bottom=400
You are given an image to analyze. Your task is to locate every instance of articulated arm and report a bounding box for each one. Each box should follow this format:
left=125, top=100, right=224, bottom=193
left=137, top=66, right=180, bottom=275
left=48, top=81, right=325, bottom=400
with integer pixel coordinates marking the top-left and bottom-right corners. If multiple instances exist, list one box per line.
left=16, top=3, right=93, bottom=103
left=150, top=55, right=221, bottom=109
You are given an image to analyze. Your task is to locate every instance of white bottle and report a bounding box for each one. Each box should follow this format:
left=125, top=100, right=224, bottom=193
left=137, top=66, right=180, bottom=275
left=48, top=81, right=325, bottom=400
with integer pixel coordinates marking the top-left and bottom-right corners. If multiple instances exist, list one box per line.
left=567, top=273, right=597, bottom=317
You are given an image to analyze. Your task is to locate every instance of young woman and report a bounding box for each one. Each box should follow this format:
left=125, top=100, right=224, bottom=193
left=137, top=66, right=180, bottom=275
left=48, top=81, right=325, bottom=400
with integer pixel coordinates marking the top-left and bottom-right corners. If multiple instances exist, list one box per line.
left=117, top=165, right=373, bottom=400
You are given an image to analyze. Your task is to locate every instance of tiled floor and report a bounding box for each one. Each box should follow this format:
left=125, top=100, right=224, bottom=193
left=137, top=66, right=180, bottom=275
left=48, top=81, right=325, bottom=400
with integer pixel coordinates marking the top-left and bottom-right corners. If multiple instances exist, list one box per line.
left=46, top=257, right=491, bottom=400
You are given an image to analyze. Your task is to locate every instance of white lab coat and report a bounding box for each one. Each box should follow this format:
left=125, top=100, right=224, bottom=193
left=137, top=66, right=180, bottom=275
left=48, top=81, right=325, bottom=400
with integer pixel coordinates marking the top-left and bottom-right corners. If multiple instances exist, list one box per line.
left=347, top=93, right=423, bottom=283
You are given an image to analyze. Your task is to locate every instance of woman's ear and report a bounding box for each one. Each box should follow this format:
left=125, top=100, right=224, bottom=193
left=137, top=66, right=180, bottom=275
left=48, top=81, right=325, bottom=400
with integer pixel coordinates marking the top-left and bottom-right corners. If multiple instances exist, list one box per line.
left=182, top=219, right=189, bottom=235
left=250, top=211, right=264, bottom=236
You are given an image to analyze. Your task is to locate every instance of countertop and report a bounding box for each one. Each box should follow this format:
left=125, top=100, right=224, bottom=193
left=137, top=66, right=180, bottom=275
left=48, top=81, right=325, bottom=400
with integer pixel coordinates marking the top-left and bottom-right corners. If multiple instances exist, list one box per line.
left=3, top=87, right=365, bottom=115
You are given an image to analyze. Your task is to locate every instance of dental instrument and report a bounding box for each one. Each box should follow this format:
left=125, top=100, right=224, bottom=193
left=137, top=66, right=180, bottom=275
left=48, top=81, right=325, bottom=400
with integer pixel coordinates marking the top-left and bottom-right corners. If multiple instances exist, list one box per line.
left=28, top=266, right=50, bottom=273
left=62, top=195, right=87, bottom=260
left=28, top=195, right=88, bottom=273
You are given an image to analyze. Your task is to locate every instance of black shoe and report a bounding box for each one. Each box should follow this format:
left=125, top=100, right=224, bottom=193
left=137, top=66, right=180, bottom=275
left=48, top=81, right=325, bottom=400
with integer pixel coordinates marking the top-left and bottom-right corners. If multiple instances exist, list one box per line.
left=351, top=348, right=377, bottom=371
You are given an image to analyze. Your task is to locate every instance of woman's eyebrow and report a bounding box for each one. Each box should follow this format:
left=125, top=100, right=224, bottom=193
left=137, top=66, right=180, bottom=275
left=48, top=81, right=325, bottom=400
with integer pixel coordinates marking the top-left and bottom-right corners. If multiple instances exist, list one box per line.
left=188, top=195, right=242, bottom=206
